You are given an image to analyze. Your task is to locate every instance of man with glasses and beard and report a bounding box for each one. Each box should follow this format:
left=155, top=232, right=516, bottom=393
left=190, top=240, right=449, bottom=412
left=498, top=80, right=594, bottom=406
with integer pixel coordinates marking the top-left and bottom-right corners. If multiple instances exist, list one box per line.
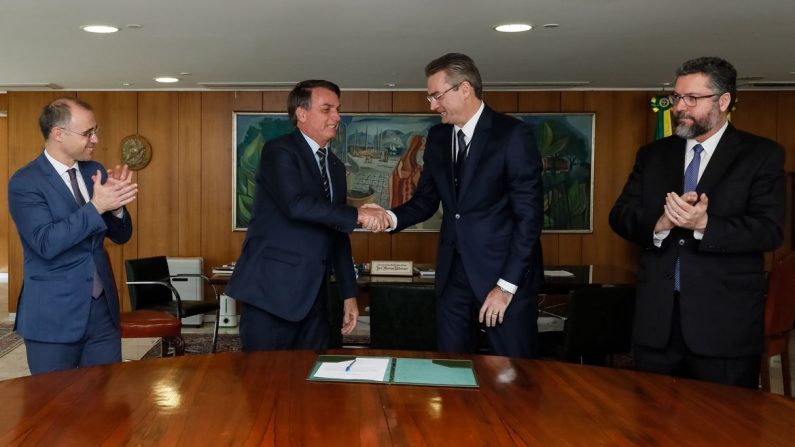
left=610, top=57, right=785, bottom=388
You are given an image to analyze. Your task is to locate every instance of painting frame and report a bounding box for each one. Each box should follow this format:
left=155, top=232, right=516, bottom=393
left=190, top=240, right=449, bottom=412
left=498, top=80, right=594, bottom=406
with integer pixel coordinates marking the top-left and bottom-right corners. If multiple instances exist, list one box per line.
left=233, top=112, right=594, bottom=233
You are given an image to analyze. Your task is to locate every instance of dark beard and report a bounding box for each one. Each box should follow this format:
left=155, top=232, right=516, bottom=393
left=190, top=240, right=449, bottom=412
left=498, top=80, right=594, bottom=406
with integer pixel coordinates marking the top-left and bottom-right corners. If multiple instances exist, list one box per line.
left=673, top=107, right=720, bottom=139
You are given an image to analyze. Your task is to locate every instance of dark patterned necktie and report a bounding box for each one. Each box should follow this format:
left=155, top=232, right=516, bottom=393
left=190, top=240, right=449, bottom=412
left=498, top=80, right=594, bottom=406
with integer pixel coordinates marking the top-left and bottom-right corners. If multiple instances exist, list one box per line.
left=674, top=144, right=704, bottom=292
left=317, top=147, right=331, bottom=201
left=454, top=129, right=468, bottom=193
left=67, top=167, right=103, bottom=297
left=67, top=168, right=86, bottom=206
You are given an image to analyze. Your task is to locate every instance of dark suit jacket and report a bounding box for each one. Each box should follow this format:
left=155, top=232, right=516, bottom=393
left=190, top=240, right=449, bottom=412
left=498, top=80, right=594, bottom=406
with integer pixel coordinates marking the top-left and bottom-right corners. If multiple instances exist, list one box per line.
left=226, top=129, right=358, bottom=321
left=8, top=153, right=132, bottom=343
left=609, top=124, right=785, bottom=357
left=392, top=105, right=544, bottom=302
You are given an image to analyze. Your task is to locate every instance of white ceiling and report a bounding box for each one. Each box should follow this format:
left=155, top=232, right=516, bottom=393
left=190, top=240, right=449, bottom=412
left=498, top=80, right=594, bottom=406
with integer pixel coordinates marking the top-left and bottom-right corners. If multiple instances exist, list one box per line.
left=1, top=0, right=794, bottom=91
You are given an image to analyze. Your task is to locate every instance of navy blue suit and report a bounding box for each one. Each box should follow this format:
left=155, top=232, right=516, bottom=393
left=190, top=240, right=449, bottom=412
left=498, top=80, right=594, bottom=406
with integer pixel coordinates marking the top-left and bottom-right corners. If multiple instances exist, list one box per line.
left=226, top=130, right=358, bottom=350
left=391, top=106, right=544, bottom=358
left=9, top=153, right=132, bottom=373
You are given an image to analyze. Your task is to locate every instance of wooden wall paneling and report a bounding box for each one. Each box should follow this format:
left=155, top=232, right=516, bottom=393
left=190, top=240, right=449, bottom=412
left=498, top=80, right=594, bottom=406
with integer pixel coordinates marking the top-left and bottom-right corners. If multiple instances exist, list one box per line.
left=775, top=92, right=795, bottom=260
left=7, top=92, right=62, bottom=312
left=136, top=92, right=180, bottom=258
left=390, top=232, right=438, bottom=264
left=776, top=92, right=795, bottom=173
left=482, top=92, right=517, bottom=113
left=392, top=92, right=429, bottom=113
left=201, top=92, right=261, bottom=275
left=731, top=91, right=778, bottom=142
left=368, top=91, right=392, bottom=113
left=78, top=92, right=138, bottom=310
left=262, top=91, right=289, bottom=112
left=177, top=92, right=202, bottom=257
left=581, top=91, right=648, bottom=270
left=0, top=94, right=8, bottom=272
left=517, top=91, right=562, bottom=112
left=342, top=91, right=369, bottom=112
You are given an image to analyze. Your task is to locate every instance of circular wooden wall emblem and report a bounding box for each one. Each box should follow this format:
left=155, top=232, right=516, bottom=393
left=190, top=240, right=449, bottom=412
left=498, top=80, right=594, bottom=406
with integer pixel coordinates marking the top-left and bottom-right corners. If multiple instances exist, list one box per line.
left=120, top=135, right=152, bottom=171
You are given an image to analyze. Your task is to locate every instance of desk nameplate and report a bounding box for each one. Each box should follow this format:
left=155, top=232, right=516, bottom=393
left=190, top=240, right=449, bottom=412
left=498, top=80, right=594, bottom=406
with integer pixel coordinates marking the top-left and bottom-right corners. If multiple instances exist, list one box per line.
left=370, top=260, right=414, bottom=276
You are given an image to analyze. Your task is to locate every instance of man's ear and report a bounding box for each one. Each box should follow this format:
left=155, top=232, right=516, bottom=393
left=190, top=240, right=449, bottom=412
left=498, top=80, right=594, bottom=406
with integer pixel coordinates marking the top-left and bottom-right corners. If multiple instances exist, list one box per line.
left=718, top=92, right=731, bottom=113
left=295, top=107, right=307, bottom=123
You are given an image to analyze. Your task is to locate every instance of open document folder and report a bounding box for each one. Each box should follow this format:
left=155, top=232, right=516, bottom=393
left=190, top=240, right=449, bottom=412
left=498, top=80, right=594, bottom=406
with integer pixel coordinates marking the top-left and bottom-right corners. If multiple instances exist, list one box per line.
left=308, top=355, right=479, bottom=388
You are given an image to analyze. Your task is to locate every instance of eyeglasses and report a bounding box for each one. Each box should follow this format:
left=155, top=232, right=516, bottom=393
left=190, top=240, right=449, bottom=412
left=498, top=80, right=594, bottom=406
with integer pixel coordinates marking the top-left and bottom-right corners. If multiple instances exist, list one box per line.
left=59, top=126, right=99, bottom=138
left=668, top=93, right=721, bottom=107
left=426, top=83, right=461, bottom=103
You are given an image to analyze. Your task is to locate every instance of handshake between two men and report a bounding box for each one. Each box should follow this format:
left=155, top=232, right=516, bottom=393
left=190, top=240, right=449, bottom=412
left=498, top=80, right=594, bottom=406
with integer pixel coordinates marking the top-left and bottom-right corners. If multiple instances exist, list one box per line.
left=356, top=203, right=394, bottom=232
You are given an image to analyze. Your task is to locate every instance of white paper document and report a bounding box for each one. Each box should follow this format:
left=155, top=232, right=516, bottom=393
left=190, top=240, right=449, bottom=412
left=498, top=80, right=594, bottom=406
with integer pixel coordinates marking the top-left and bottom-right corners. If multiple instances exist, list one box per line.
left=313, top=357, right=391, bottom=382
left=544, top=270, right=575, bottom=277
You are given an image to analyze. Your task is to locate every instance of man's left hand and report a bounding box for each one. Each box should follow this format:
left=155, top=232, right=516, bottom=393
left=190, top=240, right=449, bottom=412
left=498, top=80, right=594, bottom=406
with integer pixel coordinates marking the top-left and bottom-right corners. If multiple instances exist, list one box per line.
left=479, top=287, right=513, bottom=327
left=664, top=192, right=709, bottom=232
left=341, top=297, right=359, bottom=335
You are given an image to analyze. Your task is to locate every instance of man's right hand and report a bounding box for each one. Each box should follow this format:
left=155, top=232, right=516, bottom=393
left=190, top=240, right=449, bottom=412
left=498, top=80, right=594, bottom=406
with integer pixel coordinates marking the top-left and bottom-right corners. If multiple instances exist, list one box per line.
left=90, top=169, right=138, bottom=214
left=357, top=203, right=392, bottom=232
left=655, top=191, right=697, bottom=232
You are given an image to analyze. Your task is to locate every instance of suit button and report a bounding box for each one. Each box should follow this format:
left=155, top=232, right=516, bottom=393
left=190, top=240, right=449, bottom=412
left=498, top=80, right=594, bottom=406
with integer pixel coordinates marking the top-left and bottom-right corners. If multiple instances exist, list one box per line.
left=678, top=239, right=686, bottom=246
left=455, top=214, right=461, bottom=220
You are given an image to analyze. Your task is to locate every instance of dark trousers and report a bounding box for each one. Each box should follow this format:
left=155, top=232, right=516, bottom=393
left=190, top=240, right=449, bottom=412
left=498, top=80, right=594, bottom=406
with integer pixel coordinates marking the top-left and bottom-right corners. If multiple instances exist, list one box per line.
left=634, top=293, right=760, bottom=389
left=437, top=254, right=539, bottom=358
left=239, top=288, right=330, bottom=351
left=25, top=292, right=121, bottom=375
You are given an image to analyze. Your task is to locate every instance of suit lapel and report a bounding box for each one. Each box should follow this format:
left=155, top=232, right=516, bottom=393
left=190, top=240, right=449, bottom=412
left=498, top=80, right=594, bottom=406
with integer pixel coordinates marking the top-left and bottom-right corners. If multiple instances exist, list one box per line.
left=78, top=162, right=95, bottom=201
left=457, top=106, right=492, bottom=201
left=36, top=153, right=80, bottom=208
left=665, top=138, right=687, bottom=193
left=328, top=151, right=347, bottom=205
left=292, top=130, right=329, bottom=199
left=696, top=125, right=742, bottom=194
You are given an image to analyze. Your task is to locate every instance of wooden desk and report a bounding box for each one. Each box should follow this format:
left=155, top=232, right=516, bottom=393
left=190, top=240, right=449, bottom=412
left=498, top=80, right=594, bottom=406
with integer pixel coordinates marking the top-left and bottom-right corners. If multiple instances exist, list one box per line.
left=1, top=350, right=793, bottom=445
left=211, top=264, right=636, bottom=293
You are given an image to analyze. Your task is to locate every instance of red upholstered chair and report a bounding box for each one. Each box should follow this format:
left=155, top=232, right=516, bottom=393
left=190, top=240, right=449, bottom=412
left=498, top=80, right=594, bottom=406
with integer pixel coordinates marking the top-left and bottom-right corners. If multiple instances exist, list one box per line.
left=761, top=253, right=795, bottom=397
left=120, top=310, right=185, bottom=357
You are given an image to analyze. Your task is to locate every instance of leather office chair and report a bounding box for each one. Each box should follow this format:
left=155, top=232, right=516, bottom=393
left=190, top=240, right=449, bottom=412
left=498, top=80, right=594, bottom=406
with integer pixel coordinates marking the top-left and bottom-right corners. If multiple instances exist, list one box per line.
left=120, top=310, right=185, bottom=357
left=561, top=286, right=635, bottom=366
left=369, top=284, right=437, bottom=351
left=761, top=253, right=795, bottom=397
left=125, top=256, right=220, bottom=353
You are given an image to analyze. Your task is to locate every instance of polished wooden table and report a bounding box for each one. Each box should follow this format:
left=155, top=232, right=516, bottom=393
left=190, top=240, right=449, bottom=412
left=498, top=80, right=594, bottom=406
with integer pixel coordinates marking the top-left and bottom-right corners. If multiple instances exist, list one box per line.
left=1, top=350, right=794, bottom=446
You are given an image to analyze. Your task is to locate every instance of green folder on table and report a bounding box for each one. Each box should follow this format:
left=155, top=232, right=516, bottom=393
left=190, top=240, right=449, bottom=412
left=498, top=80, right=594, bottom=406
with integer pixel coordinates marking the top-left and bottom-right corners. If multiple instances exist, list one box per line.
left=308, top=355, right=479, bottom=388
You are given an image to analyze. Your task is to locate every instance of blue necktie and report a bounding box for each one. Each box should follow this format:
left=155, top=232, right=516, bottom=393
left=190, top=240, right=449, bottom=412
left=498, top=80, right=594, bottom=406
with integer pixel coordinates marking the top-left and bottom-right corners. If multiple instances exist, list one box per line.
left=674, top=144, right=704, bottom=292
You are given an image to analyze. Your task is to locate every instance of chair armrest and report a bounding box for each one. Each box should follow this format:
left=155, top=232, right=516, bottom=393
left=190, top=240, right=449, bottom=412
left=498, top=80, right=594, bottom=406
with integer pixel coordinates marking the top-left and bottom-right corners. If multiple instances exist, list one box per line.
left=126, top=280, right=185, bottom=316
left=169, top=274, right=221, bottom=302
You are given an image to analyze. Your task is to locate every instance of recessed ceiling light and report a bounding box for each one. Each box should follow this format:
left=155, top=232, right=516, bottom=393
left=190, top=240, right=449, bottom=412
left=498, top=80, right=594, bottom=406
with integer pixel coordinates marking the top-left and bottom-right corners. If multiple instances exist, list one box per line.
left=384, top=82, right=396, bottom=87
left=154, top=77, right=180, bottom=83
left=179, top=72, right=192, bottom=76
left=81, top=25, right=119, bottom=34
left=495, top=23, right=532, bottom=33
left=122, top=82, right=133, bottom=86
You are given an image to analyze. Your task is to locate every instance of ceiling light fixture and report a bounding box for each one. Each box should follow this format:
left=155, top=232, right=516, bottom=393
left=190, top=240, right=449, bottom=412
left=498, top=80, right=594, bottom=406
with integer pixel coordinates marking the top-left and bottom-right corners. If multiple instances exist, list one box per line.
left=81, top=25, right=119, bottom=34
left=154, top=77, right=180, bottom=83
left=495, top=23, right=532, bottom=33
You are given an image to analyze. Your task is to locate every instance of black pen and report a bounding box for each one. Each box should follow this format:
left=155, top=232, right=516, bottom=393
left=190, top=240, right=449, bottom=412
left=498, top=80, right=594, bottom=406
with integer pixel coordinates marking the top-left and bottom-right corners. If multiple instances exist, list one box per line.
left=345, top=358, right=357, bottom=372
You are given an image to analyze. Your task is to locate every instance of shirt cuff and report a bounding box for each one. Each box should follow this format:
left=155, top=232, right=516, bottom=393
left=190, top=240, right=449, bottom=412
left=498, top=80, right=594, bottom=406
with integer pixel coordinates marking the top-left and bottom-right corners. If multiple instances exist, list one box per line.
left=496, top=279, right=517, bottom=295
left=653, top=229, right=670, bottom=248
left=112, top=208, right=125, bottom=219
left=385, top=210, right=397, bottom=231
left=693, top=230, right=704, bottom=240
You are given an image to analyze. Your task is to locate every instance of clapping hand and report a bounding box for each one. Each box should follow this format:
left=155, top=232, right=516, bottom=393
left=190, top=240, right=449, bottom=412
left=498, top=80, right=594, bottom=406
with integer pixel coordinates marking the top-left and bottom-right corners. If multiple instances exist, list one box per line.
left=91, top=165, right=137, bottom=214
left=357, top=203, right=392, bottom=232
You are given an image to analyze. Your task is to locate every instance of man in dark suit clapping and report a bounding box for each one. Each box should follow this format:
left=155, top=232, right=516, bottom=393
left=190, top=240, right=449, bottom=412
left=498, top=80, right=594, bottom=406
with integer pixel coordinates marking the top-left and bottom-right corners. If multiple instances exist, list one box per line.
left=610, top=57, right=786, bottom=388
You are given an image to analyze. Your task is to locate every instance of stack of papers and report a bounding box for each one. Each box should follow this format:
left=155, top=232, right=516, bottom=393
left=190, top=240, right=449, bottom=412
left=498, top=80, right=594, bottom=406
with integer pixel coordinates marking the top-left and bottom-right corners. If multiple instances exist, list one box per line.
left=212, top=262, right=236, bottom=275
left=308, top=355, right=478, bottom=387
